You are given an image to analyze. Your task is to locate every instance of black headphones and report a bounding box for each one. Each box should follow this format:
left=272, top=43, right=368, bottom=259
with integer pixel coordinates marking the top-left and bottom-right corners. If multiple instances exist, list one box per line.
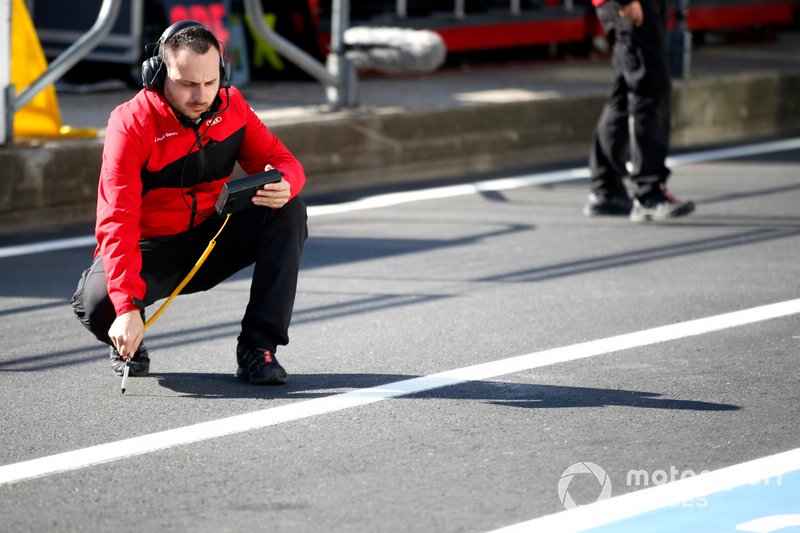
left=141, top=20, right=231, bottom=92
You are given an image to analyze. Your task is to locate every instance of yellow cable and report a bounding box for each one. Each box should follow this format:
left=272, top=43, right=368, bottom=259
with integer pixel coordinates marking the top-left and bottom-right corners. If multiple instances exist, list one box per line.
left=144, top=214, right=232, bottom=330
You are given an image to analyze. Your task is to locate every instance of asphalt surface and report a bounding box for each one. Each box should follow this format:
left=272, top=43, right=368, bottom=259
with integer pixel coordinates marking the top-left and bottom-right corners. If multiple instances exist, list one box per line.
left=0, top=138, right=799, bottom=531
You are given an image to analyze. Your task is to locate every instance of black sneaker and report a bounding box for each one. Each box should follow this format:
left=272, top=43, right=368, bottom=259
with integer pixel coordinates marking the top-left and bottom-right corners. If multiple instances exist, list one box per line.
left=110, top=343, right=150, bottom=377
left=236, top=345, right=288, bottom=385
left=583, top=193, right=633, bottom=216
left=630, top=190, right=695, bottom=222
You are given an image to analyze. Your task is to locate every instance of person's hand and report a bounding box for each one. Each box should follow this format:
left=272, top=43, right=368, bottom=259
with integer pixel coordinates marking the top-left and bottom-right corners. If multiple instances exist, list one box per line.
left=252, top=164, right=291, bottom=209
left=108, top=310, right=144, bottom=360
left=619, top=0, right=644, bottom=26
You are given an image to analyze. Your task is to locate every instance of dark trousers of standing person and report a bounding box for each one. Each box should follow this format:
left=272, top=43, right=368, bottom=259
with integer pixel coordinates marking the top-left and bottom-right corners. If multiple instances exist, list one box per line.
left=71, top=197, right=308, bottom=355
left=589, top=0, right=672, bottom=202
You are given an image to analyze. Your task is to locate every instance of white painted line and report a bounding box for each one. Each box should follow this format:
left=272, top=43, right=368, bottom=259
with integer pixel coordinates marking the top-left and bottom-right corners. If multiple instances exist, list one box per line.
left=737, top=514, right=800, bottom=532
left=488, top=446, right=800, bottom=533
left=0, top=235, right=96, bottom=259
left=305, top=166, right=591, bottom=216
left=666, top=137, right=800, bottom=166
left=2, top=137, right=799, bottom=259
left=306, top=136, right=800, bottom=216
left=1, top=297, right=799, bottom=487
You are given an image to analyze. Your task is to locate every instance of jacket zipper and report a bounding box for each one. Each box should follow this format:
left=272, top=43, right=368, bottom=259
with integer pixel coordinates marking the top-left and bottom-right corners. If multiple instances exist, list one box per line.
left=187, top=191, right=197, bottom=230
left=187, top=127, right=205, bottom=230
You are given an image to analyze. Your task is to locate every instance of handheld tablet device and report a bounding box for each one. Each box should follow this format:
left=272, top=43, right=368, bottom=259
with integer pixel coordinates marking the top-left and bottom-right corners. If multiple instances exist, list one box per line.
left=215, top=169, right=283, bottom=215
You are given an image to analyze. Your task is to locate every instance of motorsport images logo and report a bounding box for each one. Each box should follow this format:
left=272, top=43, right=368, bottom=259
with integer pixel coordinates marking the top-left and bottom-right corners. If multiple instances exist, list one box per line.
left=558, top=462, right=612, bottom=509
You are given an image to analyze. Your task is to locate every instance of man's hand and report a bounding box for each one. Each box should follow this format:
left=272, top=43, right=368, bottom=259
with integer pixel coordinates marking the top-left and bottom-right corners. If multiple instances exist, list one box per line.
left=619, top=0, right=644, bottom=26
left=252, top=164, right=291, bottom=209
left=108, top=310, right=144, bottom=360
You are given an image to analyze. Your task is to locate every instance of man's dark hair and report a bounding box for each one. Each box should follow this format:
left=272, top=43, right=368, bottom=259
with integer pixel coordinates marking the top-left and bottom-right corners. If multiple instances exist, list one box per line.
left=160, top=25, right=220, bottom=61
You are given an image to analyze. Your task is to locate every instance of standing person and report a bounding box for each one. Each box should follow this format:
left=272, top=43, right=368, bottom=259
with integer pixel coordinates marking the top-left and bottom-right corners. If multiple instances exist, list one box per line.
left=71, top=20, right=308, bottom=385
left=583, top=0, right=695, bottom=221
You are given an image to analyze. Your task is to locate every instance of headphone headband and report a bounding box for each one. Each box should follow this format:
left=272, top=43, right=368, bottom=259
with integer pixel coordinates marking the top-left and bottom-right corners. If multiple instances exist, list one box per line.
left=141, top=20, right=231, bottom=91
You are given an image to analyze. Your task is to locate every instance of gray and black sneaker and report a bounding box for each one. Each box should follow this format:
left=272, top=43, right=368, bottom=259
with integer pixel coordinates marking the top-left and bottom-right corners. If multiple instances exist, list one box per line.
left=630, top=189, right=695, bottom=222
left=236, top=345, right=287, bottom=385
left=583, top=193, right=633, bottom=217
left=110, top=343, right=150, bottom=377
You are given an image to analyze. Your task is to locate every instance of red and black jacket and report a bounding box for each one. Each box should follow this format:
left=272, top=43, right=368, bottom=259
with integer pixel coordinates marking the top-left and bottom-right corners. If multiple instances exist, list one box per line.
left=95, top=86, right=305, bottom=316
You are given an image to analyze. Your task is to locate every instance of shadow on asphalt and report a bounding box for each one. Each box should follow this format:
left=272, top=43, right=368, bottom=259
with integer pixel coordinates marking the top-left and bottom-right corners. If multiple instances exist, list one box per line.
left=149, top=371, right=740, bottom=412
left=478, top=226, right=800, bottom=284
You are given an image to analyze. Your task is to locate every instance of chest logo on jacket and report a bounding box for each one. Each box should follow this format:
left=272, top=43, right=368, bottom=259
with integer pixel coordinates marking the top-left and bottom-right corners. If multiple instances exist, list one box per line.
left=155, top=131, right=178, bottom=143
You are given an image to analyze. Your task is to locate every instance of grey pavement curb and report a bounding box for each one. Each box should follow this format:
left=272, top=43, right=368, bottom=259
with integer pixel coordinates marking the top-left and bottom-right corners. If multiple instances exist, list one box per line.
left=2, top=69, right=799, bottom=233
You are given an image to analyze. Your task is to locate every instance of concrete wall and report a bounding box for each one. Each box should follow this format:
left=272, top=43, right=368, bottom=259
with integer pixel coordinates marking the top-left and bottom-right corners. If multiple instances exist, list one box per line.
left=1, top=70, right=799, bottom=233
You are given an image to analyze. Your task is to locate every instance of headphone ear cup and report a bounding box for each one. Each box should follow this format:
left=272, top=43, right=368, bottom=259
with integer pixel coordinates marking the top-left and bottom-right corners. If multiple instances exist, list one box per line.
left=220, top=56, right=231, bottom=89
left=142, top=56, right=165, bottom=91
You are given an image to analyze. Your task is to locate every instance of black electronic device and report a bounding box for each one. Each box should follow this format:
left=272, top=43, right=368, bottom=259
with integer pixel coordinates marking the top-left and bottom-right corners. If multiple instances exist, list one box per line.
left=215, top=169, right=283, bottom=215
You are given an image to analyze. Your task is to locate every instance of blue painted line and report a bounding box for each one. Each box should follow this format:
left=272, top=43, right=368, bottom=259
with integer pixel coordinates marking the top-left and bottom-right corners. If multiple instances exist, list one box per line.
left=583, top=470, right=800, bottom=533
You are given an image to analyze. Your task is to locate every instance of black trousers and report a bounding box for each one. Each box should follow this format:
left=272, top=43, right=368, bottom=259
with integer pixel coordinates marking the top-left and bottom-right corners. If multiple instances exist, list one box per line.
left=71, top=197, right=308, bottom=353
left=589, top=0, right=672, bottom=200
